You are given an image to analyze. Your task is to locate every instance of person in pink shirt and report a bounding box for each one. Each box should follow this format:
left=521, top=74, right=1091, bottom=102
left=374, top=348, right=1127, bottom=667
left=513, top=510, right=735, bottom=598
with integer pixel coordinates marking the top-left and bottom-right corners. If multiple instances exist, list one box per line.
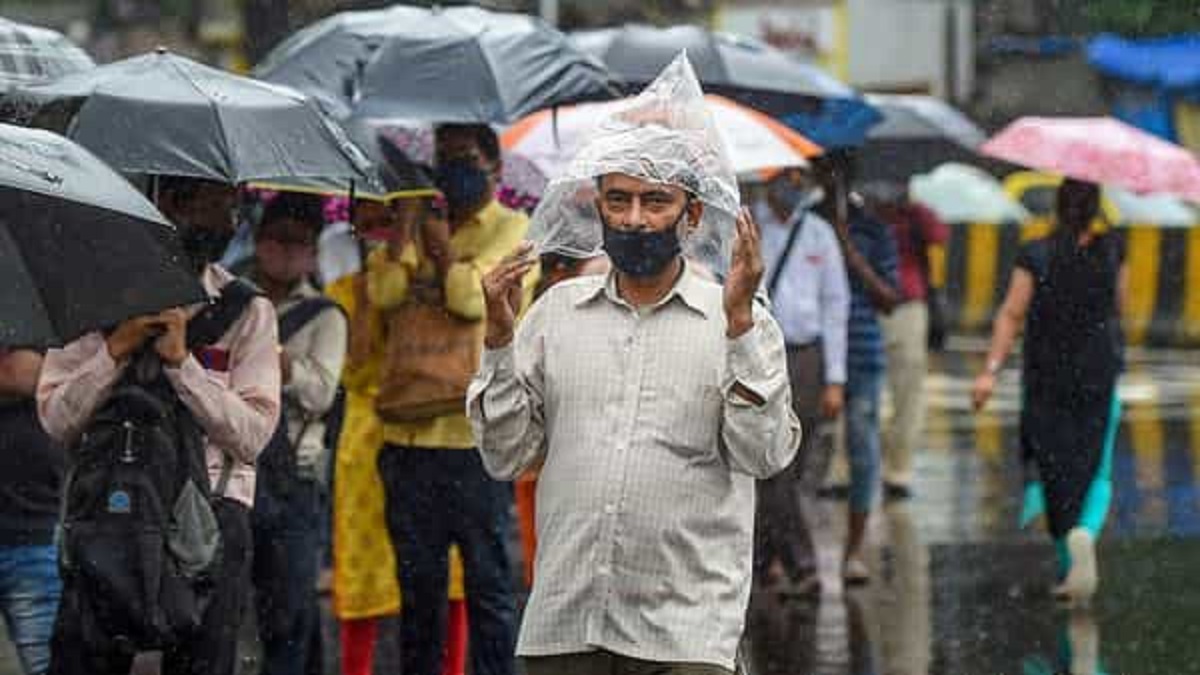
left=38, top=177, right=281, bottom=675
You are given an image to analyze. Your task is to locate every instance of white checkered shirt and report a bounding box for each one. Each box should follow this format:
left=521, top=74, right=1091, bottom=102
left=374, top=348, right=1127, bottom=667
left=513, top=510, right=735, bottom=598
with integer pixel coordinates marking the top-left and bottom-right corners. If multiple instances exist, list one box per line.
left=468, top=265, right=802, bottom=669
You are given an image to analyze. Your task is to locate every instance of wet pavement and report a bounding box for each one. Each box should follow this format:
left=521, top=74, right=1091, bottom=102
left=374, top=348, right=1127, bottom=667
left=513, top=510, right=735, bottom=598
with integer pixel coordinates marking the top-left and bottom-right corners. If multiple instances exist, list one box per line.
left=3, top=346, right=1199, bottom=674
left=743, top=345, right=1200, bottom=675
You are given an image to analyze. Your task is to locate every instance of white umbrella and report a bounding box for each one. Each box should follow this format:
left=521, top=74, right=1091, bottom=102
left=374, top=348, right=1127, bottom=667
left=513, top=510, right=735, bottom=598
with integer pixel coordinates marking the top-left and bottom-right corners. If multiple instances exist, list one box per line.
left=1107, top=189, right=1197, bottom=228
left=910, top=162, right=1030, bottom=223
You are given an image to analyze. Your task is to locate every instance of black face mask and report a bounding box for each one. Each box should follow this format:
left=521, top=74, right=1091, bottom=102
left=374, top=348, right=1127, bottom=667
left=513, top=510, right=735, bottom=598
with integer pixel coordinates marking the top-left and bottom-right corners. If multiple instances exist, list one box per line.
left=600, top=208, right=686, bottom=279
left=180, top=226, right=234, bottom=274
left=435, top=160, right=491, bottom=211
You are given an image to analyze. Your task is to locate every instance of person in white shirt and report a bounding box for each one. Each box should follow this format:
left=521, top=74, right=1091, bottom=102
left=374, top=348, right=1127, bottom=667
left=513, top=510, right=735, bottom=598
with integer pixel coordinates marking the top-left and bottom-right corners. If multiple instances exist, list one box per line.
left=754, top=168, right=851, bottom=595
left=469, top=165, right=800, bottom=674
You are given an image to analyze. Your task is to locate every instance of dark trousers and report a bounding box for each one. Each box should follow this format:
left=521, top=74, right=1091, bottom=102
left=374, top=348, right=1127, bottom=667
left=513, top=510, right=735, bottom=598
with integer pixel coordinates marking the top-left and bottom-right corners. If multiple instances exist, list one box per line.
left=524, top=651, right=733, bottom=675
left=253, top=477, right=321, bottom=675
left=754, top=344, right=832, bottom=583
left=48, top=498, right=253, bottom=675
left=377, top=445, right=517, bottom=675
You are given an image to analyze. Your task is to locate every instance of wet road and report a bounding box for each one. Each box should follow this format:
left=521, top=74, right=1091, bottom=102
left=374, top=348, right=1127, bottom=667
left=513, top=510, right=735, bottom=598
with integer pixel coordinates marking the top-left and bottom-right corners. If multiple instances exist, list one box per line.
left=3, top=347, right=1199, bottom=674
left=745, top=345, right=1200, bottom=675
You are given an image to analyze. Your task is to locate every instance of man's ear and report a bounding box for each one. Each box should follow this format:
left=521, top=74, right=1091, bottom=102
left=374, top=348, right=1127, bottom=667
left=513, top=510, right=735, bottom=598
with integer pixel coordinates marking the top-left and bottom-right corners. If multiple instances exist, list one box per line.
left=686, top=200, right=705, bottom=233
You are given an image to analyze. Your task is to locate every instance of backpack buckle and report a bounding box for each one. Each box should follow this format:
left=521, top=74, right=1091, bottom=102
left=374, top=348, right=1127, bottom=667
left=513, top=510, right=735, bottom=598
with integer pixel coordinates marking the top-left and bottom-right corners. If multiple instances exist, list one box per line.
left=120, top=421, right=137, bottom=464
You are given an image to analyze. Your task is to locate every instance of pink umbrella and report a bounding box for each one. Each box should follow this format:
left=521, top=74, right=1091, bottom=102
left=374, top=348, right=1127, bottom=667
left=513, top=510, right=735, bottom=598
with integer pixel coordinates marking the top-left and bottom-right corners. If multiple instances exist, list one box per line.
left=982, top=116, right=1200, bottom=203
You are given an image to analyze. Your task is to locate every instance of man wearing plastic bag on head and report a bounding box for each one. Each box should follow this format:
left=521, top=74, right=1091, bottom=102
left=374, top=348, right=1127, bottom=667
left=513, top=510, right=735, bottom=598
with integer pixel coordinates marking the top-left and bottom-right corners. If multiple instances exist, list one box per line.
left=468, top=54, right=801, bottom=675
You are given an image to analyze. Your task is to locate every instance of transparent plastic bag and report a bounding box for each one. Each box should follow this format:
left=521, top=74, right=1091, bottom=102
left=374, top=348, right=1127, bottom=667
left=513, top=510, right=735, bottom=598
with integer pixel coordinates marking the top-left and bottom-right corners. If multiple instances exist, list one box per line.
left=527, top=52, right=740, bottom=275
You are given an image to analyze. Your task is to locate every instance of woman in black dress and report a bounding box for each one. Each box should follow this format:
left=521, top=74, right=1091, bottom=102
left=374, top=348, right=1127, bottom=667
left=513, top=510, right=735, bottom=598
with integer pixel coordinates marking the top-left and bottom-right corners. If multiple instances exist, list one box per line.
left=973, top=179, right=1126, bottom=605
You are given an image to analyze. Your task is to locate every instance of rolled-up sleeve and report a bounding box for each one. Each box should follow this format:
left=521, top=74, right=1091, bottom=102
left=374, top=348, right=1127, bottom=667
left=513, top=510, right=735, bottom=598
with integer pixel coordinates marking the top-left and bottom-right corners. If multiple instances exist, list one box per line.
left=37, top=332, right=127, bottom=444
left=467, top=305, right=546, bottom=481
left=720, top=308, right=802, bottom=479
left=165, top=297, right=282, bottom=464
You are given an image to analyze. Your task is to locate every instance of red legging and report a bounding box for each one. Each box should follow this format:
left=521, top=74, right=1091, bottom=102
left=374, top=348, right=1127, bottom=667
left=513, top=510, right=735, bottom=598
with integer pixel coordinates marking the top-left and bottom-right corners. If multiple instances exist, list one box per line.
left=340, top=600, right=468, bottom=675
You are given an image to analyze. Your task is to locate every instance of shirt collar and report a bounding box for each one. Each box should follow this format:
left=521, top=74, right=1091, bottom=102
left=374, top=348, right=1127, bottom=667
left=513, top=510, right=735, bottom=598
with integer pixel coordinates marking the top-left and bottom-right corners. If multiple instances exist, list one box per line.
left=576, top=260, right=709, bottom=318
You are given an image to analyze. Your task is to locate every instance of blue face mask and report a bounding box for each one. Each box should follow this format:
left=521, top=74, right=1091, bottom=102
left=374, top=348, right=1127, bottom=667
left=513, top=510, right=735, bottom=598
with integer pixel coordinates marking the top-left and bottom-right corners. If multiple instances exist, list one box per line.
left=600, top=208, right=686, bottom=279
left=435, top=160, right=491, bottom=210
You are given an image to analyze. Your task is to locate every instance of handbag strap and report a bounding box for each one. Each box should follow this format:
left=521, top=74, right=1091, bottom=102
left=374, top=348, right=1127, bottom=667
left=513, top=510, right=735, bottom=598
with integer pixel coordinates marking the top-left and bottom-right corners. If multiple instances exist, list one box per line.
left=767, top=206, right=810, bottom=297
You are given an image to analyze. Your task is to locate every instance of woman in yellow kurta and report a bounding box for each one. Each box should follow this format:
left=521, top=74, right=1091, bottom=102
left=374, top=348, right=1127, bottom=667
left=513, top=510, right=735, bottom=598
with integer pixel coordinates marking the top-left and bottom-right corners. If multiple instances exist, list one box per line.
left=325, top=214, right=467, bottom=675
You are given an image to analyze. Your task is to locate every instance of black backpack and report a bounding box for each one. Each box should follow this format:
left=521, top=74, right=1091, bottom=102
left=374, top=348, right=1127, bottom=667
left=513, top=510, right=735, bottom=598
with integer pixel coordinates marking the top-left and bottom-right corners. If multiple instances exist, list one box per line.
left=58, top=278, right=259, bottom=653
left=255, top=296, right=346, bottom=500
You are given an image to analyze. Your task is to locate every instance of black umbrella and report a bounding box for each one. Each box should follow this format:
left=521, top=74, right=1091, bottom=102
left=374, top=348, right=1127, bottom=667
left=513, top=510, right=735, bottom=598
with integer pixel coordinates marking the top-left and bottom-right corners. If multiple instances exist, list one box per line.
left=254, top=116, right=437, bottom=202
left=12, top=48, right=376, bottom=186
left=571, top=24, right=868, bottom=118
left=255, top=5, right=618, bottom=123
left=857, top=94, right=1010, bottom=183
left=0, top=123, right=205, bottom=347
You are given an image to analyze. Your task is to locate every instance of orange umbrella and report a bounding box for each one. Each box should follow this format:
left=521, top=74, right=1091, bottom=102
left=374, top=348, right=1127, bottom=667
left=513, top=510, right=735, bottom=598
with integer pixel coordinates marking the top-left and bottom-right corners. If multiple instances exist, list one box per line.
left=504, top=93, right=821, bottom=180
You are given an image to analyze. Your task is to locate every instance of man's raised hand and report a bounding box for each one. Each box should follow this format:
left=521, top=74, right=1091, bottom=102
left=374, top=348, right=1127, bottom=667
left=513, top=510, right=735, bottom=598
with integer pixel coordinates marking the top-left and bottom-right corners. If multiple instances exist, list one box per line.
left=482, top=242, right=537, bottom=349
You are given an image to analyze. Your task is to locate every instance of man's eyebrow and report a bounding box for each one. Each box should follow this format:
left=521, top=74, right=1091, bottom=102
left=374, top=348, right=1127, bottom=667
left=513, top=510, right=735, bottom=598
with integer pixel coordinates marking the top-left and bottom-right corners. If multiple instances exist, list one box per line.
left=603, top=187, right=676, bottom=199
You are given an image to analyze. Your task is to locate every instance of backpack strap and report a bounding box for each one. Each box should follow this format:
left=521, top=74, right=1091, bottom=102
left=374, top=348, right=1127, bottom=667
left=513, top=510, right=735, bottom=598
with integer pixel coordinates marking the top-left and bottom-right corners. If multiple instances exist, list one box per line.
left=186, top=277, right=260, bottom=500
left=187, top=277, right=261, bottom=351
left=766, top=205, right=810, bottom=297
left=278, top=297, right=341, bottom=344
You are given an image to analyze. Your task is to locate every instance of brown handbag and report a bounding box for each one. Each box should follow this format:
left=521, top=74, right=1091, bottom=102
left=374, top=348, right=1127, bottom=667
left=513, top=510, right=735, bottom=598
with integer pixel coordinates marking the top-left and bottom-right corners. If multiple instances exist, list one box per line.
left=375, top=282, right=484, bottom=422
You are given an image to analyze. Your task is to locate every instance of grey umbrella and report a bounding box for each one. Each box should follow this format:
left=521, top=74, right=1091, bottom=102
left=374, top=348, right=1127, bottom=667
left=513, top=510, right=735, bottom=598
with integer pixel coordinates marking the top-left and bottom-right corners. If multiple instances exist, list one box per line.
left=0, top=123, right=205, bottom=347
left=254, top=115, right=437, bottom=202
left=857, top=94, right=1013, bottom=183
left=11, top=48, right=376, bottom=187
left=255, top=5, right=618, bottom=123
left=571, top=24, right=864, bottom=117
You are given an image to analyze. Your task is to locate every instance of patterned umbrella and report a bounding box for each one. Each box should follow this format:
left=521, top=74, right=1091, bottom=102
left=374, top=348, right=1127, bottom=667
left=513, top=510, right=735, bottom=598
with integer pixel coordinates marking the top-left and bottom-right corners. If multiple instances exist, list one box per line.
left=982, top=116, right=1200, bottom=203
left=0, top=17, right=93, bottom=90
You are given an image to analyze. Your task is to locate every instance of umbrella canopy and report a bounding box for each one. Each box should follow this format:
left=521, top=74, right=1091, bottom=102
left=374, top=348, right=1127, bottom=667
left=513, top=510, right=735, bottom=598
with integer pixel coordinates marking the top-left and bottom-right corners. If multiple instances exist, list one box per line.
left=909, top=162, right=1029, bottom=224
left=857, top=94, right=1002, bottom=183
left=0, top=17, right=93, bottom=91
left=0, top=123, right=205, bottom=347
left=503, top=93, right=821, bottom=180
left=13, top=49, right=376, bottom=186
left=255, top=5, right=618, bottom=124
left=573, top=25, right=860, bottom=115
left=982, top=116, right=1200, bottom=203
left=253, top=116, right=437, bottom=202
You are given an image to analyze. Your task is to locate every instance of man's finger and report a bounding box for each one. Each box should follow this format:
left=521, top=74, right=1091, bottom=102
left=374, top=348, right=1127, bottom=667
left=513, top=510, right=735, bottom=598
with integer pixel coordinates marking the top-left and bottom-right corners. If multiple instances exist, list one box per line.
left=501, top=241, right=537, bottom=266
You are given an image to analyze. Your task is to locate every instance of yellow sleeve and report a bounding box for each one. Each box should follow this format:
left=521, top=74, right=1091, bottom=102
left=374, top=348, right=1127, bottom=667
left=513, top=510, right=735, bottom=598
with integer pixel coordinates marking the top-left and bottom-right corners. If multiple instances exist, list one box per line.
left=444, top=260, right=487, bottom=321
left=365, top=244, right=418, bottom=310
left=444, top=205, right=534, bottom=321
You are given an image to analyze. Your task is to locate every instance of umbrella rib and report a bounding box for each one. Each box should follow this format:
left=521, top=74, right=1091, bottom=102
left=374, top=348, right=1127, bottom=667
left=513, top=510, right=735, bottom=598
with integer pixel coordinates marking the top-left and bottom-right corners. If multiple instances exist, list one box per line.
left=170, top=56, right=237, bottom=184
left=466, top=34, right=507, bottom=122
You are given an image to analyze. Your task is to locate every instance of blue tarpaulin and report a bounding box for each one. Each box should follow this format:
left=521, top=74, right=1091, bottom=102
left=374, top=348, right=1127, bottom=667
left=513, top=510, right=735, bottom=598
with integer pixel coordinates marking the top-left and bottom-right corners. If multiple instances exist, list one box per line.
left=1088, top=33, right=1200, bottom=92
left=781, top=97, right=883, bottom=150
left=1086, top=33, right=1200, bottom=142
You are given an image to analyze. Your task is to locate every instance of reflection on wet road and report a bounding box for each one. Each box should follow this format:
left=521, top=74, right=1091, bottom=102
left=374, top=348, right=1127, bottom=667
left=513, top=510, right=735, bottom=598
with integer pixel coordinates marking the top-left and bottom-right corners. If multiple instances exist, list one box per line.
left=745, top=348, right=1200, bottom=675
